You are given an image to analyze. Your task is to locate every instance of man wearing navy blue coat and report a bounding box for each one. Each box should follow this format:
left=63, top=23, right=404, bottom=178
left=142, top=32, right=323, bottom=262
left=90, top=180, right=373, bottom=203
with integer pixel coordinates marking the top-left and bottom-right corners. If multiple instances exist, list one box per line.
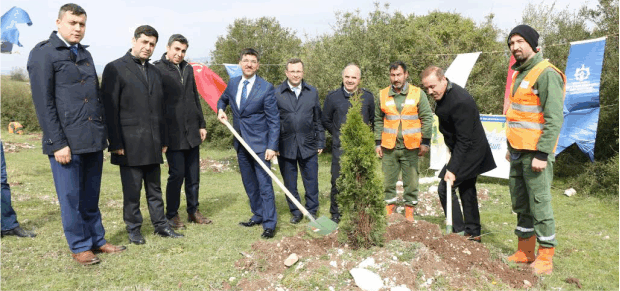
left=275, top=58, right=325, bottom=224
left=217, top=48, right=280, bottom=239
left=28, top=3, right=125, bottom=265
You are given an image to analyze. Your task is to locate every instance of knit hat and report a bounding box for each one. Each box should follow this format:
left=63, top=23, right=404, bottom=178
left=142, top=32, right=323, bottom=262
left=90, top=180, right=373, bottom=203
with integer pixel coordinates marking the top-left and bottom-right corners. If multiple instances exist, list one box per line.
left=507, top=25, right=539, bottom=51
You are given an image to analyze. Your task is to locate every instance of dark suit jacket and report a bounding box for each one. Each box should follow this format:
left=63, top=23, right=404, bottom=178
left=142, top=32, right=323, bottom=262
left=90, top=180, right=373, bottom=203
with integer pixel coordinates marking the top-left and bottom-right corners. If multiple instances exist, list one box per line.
left=275, top=80, right=325, bottom=159
left=153, top=54, right=206, bottom=151
left=101, top=51, right=167, bottom=166
left=435, top=81, right=496, bottom=182
left=217, top=75, right=279, bottom=154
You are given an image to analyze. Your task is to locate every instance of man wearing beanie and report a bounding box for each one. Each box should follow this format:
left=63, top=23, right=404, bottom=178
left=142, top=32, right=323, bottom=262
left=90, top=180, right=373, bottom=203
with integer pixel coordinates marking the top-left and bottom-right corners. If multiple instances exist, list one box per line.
left=505, top=24, right=566, bottom=275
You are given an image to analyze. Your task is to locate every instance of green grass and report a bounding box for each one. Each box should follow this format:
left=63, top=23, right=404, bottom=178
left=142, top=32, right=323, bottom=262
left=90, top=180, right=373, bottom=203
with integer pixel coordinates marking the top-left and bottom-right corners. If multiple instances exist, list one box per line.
left=1, top=129, right=618, bottom=290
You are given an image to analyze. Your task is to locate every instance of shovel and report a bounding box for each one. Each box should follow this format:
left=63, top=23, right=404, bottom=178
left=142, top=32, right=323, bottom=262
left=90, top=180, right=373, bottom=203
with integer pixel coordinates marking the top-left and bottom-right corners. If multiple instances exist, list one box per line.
left=221, top=119, right=338, bottom=235
left=444, top=149, right=453, bottom=235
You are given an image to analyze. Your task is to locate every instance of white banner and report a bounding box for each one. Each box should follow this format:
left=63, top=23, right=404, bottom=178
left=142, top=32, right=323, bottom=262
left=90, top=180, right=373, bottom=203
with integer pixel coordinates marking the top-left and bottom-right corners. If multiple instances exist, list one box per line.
left=444, top=52, right=481, bottom=88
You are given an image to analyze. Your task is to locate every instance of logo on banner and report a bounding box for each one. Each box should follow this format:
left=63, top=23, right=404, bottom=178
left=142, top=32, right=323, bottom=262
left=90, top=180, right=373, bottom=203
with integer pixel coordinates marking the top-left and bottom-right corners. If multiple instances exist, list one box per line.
left=574, top=64, right=590, bottom=82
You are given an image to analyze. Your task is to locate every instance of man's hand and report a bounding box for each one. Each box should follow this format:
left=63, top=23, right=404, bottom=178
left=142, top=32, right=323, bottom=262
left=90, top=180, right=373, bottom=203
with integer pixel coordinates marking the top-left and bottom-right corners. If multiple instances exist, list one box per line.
left=375, top=146, right=383, bottom=158
left=162, top=146, right=168, bottom=153
left=505, top=150, right=510, bottom=162
left=318, top=148, right=323, bottom=154
left=418, top=145, right=430, bottom=156
left=54, top=146, right=72, bottom=165
left=531, top=158, right=547, bottom=172
left=444, top=170, right=456, bottom=186
left=265, top=149, right=276, bottom=161
left=112, top=149, right=125, bottom=155
left=199, top=128, right=207, bottom=142
left=217, top=109, right=228, bottom=123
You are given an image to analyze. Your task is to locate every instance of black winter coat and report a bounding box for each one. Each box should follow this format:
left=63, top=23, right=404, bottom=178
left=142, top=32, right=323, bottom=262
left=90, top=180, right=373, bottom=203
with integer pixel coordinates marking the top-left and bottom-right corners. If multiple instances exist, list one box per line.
left=153, top=54, right=206, bottom=150
left=101, top=51, right=167, bottom=166
left=322, top=86, right=375, bottom=149
left=435, top=81, right=496, bottom=183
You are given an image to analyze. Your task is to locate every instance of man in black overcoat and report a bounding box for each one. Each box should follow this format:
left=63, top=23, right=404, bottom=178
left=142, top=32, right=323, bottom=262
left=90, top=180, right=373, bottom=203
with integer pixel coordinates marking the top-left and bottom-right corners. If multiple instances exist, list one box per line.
left=421, top=66, right=496, bottom=242
left=101, top=25, right=183, bottom=245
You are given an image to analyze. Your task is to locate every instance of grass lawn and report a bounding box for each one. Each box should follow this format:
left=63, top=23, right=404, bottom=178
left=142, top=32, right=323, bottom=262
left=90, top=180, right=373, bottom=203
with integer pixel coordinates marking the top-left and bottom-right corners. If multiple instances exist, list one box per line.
left=1, top=129, right=618, bottom=290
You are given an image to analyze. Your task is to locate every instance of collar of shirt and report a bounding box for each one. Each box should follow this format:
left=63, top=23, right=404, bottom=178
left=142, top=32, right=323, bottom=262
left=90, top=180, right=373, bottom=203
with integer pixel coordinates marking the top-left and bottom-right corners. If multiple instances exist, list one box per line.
left=56, top=32, right=77, bottom=48
left=287, top=80, right=302, bottom=93
left=389, top=82, right=409, bottom=97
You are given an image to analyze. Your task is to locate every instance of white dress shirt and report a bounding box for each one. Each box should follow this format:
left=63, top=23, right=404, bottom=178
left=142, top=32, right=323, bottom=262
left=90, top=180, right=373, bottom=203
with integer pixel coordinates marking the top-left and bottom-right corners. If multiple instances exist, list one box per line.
left=236, top=74, right=256, bottom=108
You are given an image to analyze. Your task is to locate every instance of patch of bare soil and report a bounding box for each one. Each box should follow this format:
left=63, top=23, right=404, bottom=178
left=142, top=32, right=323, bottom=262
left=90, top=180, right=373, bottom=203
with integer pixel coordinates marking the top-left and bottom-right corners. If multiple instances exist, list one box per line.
left=199, top=158, right=234, bottom=173
left=3, top=141, right=35, bottom=153
left=229, top=188, right=538, bottom=290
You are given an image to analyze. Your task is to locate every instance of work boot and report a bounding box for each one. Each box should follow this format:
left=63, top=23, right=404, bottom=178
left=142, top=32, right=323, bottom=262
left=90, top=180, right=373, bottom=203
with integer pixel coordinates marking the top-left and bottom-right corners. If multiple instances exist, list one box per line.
left=531, top=246, right=555, bottom=275
left=168, top=215, right=186, bottom=229
left=405, top=205, right=415, bottom=222
left=188, top=210, right=212, bottom=224
left=386, top=204, right=395, bottom=216
left=507, top=235, right=536, bottom=263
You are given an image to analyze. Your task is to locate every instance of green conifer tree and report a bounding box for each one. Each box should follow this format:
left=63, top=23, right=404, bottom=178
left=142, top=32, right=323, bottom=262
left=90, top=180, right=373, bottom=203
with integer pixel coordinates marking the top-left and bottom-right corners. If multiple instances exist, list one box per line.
left=336, top=93, right=386, bottom=249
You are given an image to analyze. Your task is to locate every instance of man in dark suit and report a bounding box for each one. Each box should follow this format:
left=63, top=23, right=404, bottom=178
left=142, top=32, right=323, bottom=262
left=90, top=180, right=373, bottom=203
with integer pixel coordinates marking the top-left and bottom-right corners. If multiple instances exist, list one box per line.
left=28, top=4, right=125, bottom=265
left=275, top=58, right=325, bottom=224
left=153, top=34, right=211, bottom=229
left=217, top=48, right=280, bottom=239
left=421, top=66, right=497, bottom=242
left=101, top=25, right=183, bottom=245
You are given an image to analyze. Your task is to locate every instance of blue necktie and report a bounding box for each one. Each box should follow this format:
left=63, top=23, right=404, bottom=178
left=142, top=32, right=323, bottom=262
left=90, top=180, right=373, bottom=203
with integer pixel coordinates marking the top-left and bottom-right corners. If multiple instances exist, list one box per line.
left=240, top=80, right=249, bottom=107
left=70, top=45, right=78, bottom=59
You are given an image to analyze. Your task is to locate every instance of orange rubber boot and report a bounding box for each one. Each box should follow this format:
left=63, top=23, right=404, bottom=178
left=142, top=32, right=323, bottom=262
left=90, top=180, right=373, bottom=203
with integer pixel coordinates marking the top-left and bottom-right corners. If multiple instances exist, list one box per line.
left=386, top=204, right=395, bottom=216
left=405, top=205, right=415, bottom=222
left=507, top=236, right=536, bottom=263
left=531, top=246, right=555, bottom=275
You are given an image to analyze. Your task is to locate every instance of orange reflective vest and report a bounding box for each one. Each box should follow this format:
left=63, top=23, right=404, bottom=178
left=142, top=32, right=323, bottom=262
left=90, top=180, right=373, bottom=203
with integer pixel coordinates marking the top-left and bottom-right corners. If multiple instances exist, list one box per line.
left=8, top=121, right=24, bottom=134
left=379, top=85, right=422, bottom=149
left=506, top=60, right=566, bottom=151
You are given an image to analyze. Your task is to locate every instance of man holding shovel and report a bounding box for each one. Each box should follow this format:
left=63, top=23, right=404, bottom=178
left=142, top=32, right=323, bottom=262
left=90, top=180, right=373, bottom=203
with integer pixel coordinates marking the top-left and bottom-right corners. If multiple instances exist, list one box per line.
left=217, top=48, right=280, bottom=239
left=421, top=66, right=496, bottom=242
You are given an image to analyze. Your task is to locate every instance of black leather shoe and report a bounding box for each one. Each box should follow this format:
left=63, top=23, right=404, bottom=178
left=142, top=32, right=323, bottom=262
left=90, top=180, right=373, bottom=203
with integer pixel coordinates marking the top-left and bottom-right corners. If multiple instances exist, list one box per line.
left=1, top=226, right=36, bottom=238
left=154, top=226, right=184, bottom=238
left=290, top=214, right=303, bottom=224
left=261, top=228, right=275, bottom=239
left=128, top=231, right=146, bottom=245
left=239, top=219, right=261, bottom=227
left=331, top=216, right=340, bottom=224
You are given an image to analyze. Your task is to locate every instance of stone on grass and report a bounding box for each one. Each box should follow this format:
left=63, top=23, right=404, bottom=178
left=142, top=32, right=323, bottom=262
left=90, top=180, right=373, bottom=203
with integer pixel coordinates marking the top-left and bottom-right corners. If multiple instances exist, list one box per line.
left=391, top=286, right=411, bottom=291
left=284, top=253, right=299, bottom=267
left=358, top=257, right=376, bottom=268
left=564, top=188, right=577, bottom=197
left=350, top=268, right=383, bottom=291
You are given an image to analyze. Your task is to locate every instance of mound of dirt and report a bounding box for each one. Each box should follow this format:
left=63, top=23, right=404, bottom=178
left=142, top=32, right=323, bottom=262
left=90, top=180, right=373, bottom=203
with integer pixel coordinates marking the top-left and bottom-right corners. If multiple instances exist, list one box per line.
left=229, top=217, right=537, bottom=290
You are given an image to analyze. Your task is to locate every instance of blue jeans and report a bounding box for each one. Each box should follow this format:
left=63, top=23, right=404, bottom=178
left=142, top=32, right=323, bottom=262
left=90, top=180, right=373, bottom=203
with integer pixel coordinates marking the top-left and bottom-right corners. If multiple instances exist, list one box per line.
left=1, top=141, right=19, bottom=231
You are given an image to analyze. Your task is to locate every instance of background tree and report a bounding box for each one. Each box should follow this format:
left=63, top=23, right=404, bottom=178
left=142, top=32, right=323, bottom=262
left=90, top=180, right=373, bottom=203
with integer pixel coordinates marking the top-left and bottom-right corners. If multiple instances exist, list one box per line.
left=336, top=94, right=386, bottom=249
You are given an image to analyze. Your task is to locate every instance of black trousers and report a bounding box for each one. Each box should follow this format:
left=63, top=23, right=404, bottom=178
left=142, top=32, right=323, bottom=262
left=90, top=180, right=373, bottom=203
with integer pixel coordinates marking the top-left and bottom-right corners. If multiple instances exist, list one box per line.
left=165, top=146, right=200, bottom=219
left=277, top=150, right=319, bottom=216
left=119, top=164, right=168, bottom=232
left=329, top=147, right=342, bottom=218
left=437, top=174, right=481, bottom=236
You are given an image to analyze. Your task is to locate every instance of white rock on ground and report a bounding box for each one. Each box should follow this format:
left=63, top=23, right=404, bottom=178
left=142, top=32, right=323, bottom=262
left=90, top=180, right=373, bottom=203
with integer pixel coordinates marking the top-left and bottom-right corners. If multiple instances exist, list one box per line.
left=391, top=286, right=411, bottom=291
left=358, top=257, right=376, bottom=268
left=350, top=268, right=383, bottom=291
left=284, top=253, right=298, bottom=267
left=564, top=188, right=577, bottom=197
left=428, top=185, right=438, bottom=194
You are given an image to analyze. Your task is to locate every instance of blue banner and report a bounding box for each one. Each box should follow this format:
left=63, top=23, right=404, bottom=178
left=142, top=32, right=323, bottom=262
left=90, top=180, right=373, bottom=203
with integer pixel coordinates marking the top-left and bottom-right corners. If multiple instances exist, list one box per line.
left=1, top=7, right=32, bottom=48
left=224, top=64, right=242, bottom=79
left=556, top=37, right=606, bottom=161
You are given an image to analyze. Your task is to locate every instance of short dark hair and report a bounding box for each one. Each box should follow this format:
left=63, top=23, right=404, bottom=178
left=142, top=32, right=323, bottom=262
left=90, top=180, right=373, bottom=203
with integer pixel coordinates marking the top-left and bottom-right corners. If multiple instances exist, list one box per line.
left=420, top=65, right=445, bottom=80
left=58, top=3, right=86, bottom=19
left=239, top=48, right=260, bottom=62
left=389, top=61, right=407, bottom=73
left=167, top=34, right=188, bottom=47
left=134, top=25, right=159, bottom=42
left=286, top=58, right=303, bottom=70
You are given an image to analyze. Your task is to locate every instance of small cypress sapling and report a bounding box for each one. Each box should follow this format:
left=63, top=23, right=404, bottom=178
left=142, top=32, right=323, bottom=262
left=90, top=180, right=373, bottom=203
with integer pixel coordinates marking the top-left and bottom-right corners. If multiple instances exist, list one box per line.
left=336, top=92, right=386, bottom=249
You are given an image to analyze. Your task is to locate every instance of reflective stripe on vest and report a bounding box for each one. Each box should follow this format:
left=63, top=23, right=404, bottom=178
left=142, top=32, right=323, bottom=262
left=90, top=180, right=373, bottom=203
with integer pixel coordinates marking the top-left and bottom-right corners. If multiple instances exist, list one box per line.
left=506, top=59, right=566, bottom=151
left=380, top=85, right=422, bottom=149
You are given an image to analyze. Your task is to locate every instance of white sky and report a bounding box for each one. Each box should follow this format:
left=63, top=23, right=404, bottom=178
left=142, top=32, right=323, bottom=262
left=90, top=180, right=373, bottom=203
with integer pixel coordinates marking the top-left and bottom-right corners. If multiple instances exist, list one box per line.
left=0, top=0, right=594, bottom=74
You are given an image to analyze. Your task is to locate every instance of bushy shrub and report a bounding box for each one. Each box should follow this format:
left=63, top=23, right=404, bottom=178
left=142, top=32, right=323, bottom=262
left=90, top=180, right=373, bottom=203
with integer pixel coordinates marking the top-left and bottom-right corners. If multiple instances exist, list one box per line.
left=9, top=67, right=28, bottom=82
left=199, top=100, right=234, bottom=150
left=574, top=154, right=619, bottom=198
left=1, top=76, right=39, bottom=132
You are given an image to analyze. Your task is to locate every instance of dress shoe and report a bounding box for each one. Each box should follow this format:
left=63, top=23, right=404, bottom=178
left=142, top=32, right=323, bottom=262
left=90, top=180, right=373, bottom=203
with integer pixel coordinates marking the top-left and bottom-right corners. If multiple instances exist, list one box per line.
left=154, top=226, right=184, bottom=238
left=331, top=215, right=340, bottom=224
left=188, top=210, right=212, bottom=224
left=261, top=228, right=275, bottom=239
left=128, top=231, right=146, bottom=245
left=239, top=219, right=261, bottom=227
left=1, top=226, right=36, bottom=238
left=168, top=215, right=186, bottom=229
left=290, top=214, right=303, bottom=224
left=72, top=250, right=100, bottom=266
left=93, top=243, right=127, bottom=254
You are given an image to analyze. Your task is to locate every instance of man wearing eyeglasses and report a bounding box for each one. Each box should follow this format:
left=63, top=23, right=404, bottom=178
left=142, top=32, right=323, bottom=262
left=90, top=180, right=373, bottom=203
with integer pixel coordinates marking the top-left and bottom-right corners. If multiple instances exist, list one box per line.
left=274, top=58, right=325, bottom=224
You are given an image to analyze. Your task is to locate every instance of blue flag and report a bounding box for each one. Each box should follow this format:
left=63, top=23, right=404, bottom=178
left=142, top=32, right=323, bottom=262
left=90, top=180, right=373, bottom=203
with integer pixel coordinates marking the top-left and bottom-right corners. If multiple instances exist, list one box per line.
left=1, top=7, right=33, bottom=47
left=555, top=37, right=607, bottom=161
left=224, top=63, right=242, bottom=78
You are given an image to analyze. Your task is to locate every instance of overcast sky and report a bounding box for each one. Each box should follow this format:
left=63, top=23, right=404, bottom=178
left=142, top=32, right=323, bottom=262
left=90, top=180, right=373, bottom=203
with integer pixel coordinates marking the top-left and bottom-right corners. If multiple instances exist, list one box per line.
left=1, top=0, right=594, bottom=74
